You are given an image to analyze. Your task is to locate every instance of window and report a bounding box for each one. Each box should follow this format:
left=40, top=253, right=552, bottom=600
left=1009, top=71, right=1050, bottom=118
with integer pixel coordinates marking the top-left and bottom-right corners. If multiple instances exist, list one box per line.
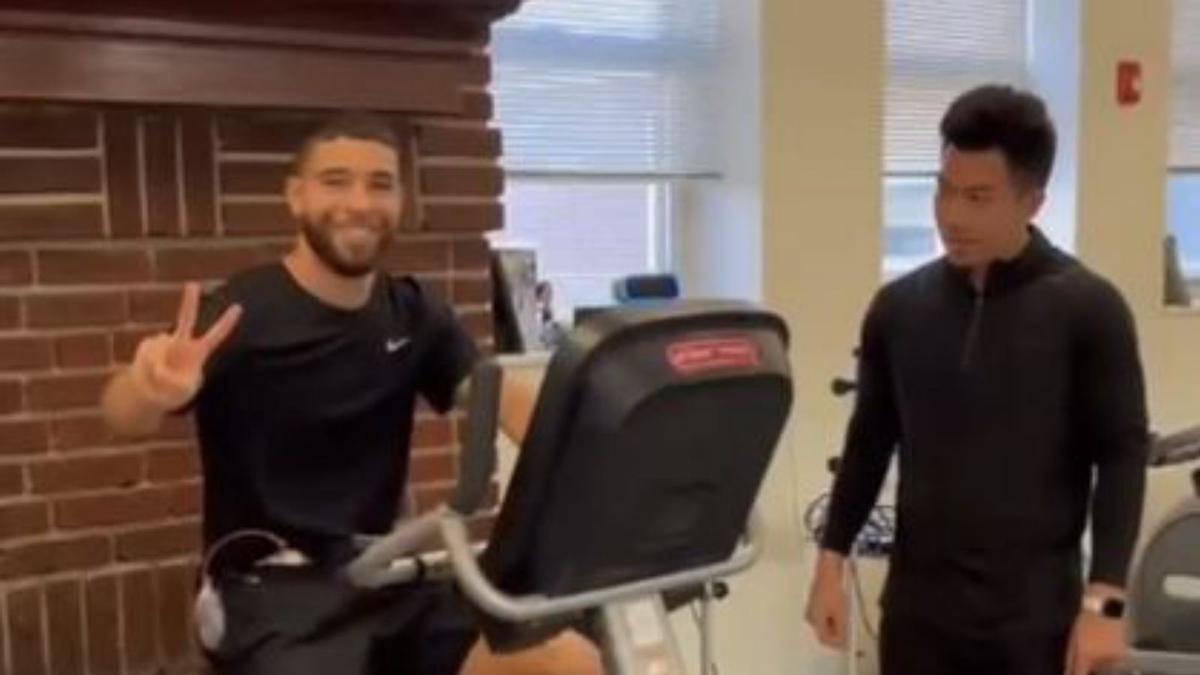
left=1169, top=0, right=1200, bottom=301
left=496, top=180, right=671, bottom=319
left=884, top=0, right=1030, bottom=276
left=490, top=0, right=719, bottom=320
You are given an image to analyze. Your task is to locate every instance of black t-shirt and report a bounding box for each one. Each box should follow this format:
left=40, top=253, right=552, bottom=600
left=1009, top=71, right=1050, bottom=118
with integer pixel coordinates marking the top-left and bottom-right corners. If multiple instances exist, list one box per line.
left=191, top=263, right=477, bottom=564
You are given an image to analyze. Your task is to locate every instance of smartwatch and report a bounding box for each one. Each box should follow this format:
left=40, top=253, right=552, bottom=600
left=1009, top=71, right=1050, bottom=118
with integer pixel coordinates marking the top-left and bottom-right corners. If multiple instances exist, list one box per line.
left=1082, top=594, right=1127, bottom=619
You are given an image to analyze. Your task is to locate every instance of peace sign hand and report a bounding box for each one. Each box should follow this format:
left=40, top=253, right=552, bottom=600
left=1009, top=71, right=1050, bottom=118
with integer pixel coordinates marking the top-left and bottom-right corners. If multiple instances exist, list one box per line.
left=131, top=282, right=242, bottom=411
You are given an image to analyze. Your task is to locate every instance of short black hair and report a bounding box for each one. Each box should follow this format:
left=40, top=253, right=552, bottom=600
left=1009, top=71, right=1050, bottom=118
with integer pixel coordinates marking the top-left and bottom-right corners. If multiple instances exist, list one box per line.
left=940, top=84, right=1056, bottom=190
left=291, top=111, right=400, bottom=176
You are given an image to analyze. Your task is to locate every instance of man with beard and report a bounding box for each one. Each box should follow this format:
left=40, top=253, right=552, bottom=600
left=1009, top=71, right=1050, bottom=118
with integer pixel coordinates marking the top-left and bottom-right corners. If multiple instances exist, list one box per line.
left=100, top=113, right=603, bottom=675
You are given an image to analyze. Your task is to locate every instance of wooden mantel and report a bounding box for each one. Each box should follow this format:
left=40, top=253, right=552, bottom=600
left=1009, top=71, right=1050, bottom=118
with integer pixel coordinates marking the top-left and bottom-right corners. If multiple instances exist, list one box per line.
left=0, top=0, right=525, bottom=112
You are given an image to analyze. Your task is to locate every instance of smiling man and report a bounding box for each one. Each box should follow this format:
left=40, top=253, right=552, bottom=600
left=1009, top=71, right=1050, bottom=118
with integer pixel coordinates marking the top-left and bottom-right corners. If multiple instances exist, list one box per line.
left=100, top=112, right=602, bottom=675
left=804, top=85, right=1149, bottom=675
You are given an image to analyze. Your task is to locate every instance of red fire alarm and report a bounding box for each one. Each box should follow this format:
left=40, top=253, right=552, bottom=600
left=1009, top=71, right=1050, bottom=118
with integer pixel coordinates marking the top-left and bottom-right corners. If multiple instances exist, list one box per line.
left=1117, top=60, right=1142, bottom=106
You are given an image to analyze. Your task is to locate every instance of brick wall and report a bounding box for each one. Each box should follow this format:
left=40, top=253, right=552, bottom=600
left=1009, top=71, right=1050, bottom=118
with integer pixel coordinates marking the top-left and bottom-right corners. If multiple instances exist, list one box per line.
left=0, top=47, right=501, bottom=674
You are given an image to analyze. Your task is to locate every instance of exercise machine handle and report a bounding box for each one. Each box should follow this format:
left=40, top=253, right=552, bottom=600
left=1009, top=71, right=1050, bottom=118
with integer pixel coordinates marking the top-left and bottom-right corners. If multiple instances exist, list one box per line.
left=440, top=509, right=763, bottom=623
left=451, top=358, right=502, bottom=515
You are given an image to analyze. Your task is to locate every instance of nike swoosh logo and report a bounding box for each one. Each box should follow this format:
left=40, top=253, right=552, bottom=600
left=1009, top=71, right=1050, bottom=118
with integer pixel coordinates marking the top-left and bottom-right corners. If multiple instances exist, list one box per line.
left=385, top=337, right=410, bottom=353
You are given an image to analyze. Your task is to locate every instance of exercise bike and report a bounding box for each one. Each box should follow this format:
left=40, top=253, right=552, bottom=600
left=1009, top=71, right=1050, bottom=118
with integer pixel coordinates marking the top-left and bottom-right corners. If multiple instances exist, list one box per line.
left=346, top=301, right=793, bottom=675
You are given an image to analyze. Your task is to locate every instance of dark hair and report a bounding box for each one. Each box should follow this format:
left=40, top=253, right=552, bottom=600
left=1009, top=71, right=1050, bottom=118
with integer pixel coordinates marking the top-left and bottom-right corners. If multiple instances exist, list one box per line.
left=291, top=111, right=400, bottom=176
left=940, top=84, right=1056, bottom=190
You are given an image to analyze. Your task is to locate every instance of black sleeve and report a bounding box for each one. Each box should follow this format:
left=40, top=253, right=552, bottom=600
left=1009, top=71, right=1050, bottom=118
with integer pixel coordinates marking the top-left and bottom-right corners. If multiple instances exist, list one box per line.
left=820, top=291, right=901, bottom=554
left=1077, top=279, right=1149, bottom=587
left=417, top=294, right=479, bottom=415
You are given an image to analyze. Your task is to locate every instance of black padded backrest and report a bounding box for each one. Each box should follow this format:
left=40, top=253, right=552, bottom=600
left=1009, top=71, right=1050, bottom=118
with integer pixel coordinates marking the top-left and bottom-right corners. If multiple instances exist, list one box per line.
left=481, top=301, right=791, bottom=604
left=1131, top=502, right=1200, bottom=652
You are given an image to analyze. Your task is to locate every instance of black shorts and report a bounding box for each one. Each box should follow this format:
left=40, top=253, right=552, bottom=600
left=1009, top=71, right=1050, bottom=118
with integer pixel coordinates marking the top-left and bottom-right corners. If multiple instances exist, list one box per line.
left=203, top=567, right=478, bottom=675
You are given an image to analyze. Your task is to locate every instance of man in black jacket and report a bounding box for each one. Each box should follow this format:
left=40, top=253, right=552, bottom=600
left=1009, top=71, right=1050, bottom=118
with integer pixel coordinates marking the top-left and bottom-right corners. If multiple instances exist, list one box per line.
left=804, top=85, right=1149, bottom=675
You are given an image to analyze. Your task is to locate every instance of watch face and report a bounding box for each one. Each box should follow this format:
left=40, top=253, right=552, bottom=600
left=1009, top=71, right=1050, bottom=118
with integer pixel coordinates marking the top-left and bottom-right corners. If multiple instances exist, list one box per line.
left=1102, top=598, right=1126, bottom=619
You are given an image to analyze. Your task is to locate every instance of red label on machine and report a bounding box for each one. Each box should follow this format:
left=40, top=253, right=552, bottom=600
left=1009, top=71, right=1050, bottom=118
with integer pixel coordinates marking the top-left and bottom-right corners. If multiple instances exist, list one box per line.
left=666, top=337, right=760, bottom=375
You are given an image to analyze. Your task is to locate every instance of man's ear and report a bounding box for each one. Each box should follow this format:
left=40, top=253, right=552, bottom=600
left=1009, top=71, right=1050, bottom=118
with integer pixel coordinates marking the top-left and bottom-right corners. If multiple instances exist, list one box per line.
left=285, top=175, right=304, bottom=220
left=1024, top=185, right=1046, bottom=220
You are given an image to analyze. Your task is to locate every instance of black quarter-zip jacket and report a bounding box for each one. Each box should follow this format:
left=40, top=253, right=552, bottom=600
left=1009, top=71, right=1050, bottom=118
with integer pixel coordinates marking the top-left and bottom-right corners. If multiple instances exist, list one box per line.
left=822, top=228, right=1149, bottom=633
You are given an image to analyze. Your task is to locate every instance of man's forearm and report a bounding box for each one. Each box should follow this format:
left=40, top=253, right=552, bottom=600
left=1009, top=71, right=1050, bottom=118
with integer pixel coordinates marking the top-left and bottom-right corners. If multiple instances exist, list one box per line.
left=1088, top=436, right=1147, bottom=587
left=820, top=437, right=893, bottom=554
left=498, top=368, right=540, bottom=446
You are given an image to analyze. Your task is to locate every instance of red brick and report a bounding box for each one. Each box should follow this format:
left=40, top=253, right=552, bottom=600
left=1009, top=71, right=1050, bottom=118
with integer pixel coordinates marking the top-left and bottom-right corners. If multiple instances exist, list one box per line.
left=0, top=535, right=110, bottom=579
left=85, top=575, right=120, bottom=675
left=0, top=336, right=52, bottom=372
left=425, top=201, right=502, bottom=233
left=45, top=579, right=85, bottom=675
left=36, top=249, right=152, bottom=285
left=462, top=53, right=491, bottom=85
left=221, top=203, right=295, bottom=237
left=0, top=592, right=6, bottom=675
left=181, top=111, right=218, bottom=237
left=112, top=327, right=159, bottom=363
left=49, top=414, right=113, bottom=452
left=128, top=288, right=181, bottom=324
left=154, top=244, right=280, bottom=282
left=216, top=114, right=314, bottom=152
left=459, top=307, right=493, bottom=341
left=145, top=444, right=200, bottom=482
left=0, top=501, right=49, bottom=540
left=54, top=482, right=199, bottom=530
left=421, top=164, right=504, bottom=197
left=452, top=275, right=492, bottom=304
left=26, top=291, right=125, bottom=329
left=105, top=109, right=141, bottom=238
left=0, top=419, right=50, bottom=456
left=0, top=157, right=100, bottom=195
left=416, top=124, right=501, bottom=158
left=379, top=239, right=451, bottom=275
left=156, top=564, right=195, bottom=664
left=150, top=415, right=196, bottom=443
left=220, top=162, right=289, bottom=195
left=7, top=586, right=47, bottom=675
left=0, top=295, right=18, bottom=329
left=115, top=521, right=200, bottom=562
left=144, top=113, right=182, bottom=238
left=121, top=569, right=158, bottom=674
left=26, top=372, right=109, bottom=412
left=452, top=238, right=489, bottom=271
left=412, top=417, right=453, bottom=448
left=30, top=452, right=144, bottom=495
left=460, top=90, right=494, bottom=120
left=0, top=378, right=21, bottom=415
left=55, top=332, right=111, bottom=369
left=0, top=250, right=31, bottom=286
left=54, top=489, right=170, bottom=530
left=410, top=451, right=455, bottom=483
left=0, top=465, right=22, bottom=496
left=0, top=109, right=97, bottom=148
left=164, top=481, right=203, bottom=517
left=0, top=203, right=104, bottom=242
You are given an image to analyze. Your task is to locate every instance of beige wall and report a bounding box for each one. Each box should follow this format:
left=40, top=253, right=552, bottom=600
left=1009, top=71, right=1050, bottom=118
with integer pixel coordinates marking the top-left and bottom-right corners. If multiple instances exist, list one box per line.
left=697, top=1, right=885, bottom=674
left=1075, top=0, right=1196, bottom=543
